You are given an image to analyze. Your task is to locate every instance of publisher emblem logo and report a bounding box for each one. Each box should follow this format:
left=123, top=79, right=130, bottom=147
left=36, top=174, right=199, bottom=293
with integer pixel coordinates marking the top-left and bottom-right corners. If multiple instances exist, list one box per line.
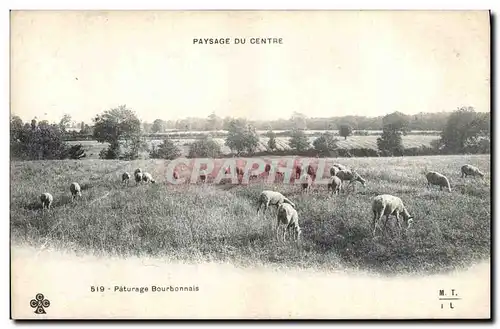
left=30, top=293, right=50, bottom=314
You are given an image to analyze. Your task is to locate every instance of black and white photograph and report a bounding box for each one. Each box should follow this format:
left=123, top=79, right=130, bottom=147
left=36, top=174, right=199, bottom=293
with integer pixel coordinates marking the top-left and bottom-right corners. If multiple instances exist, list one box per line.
left=9, top=9, right=491, bottom=319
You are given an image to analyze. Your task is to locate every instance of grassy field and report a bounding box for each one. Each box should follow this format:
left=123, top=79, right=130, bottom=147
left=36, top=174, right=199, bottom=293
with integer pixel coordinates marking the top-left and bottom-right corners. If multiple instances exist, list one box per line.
left=69, top=135, right=439, bottom=159
left=10, top=155, right=490, bottom=275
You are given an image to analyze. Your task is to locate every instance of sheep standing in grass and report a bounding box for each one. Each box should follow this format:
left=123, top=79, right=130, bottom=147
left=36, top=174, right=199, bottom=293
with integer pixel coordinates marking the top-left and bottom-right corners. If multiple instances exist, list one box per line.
left=461, top=164, right=485, bottom=179
left=134, top=168, right=142, bottom=176
left=135, top=172, right=144, bottom=186
left=426, top=171, right=451, bottom=192
left=276, top=203, right=302, bottom=243
left=70, top=182, right=82, bottom=201
left=336, top=169, right=366, bottom=192
left=330, top=166, right=339, bottom=177
left=40, top=192, right=53, bottom=210
left=257, top=190, right=295, bottom=216
left=122, top=172, right=131, bottom=186
left=142, top=172, right=156, bottom=184
left=327, top=176, right=342, bottom=195
left=371, top=194, right=414, bottom=236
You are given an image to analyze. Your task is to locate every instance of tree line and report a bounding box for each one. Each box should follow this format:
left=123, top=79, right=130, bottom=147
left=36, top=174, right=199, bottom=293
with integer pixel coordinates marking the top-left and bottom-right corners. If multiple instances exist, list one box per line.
left=137, top=111, right=454, bottom=133
left=10, top=106, right=490, bottom=161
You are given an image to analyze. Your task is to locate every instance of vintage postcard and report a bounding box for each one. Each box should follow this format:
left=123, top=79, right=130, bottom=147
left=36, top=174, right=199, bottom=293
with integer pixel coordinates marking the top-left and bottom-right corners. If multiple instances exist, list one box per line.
left=10, top=10, right=491, bottom=319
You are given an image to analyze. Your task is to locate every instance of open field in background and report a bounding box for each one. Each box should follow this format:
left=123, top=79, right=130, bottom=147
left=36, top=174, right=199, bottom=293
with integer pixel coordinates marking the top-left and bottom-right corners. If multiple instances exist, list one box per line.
left=155, top=129, right=441, bottom=136
left=68, top=135, right=440, bottom=159
left=10, top=155, right=490, bottom=275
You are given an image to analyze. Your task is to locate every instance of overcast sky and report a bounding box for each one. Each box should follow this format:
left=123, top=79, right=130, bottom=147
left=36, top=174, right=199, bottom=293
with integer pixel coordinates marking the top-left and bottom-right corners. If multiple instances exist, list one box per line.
left=11, top=10, right=490, bottom=124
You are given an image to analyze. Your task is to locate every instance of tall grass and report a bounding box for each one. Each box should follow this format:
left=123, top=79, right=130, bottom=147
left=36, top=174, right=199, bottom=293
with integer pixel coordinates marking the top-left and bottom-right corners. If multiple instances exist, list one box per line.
left=10, top=155, right=491, bottom=275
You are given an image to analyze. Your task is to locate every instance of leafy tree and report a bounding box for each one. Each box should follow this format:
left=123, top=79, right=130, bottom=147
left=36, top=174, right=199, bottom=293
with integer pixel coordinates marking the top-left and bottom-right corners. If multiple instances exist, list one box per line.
left=288, top=128, right=310, bottom=152
left=151, top=119, right=167, bottom=133
left=440, top=106, right=490, bottom=154
left=377, top=123, right=404, bottom=156
left=290, top=112, right=307, bottom=130
left=10, top=115, right=23, bottom=130
left=149, top=137, right=182, bottom=159
left=92, top=105, right=142, bottom=159
left=339, top=124, right=353, bottom=140
left=10, top=118, right=71, bottom=160
left=313, top=132, right=338, bottom=155
left=188, top=136, right=222, bottom=158
left=225, top=119, right=259, bottom=155
left=382, top=111, right=411, bottom=135
left=207, top=112, right=222, bottom=131
left=59, top=114, right=72, bottom=132
left=267, top=130, right=277, bottom=151
left=38, top=120, right=50, bottom=128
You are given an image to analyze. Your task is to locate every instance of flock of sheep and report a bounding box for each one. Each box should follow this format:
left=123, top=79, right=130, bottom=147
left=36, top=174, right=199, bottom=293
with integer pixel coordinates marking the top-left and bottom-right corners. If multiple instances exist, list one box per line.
left=255, top=163, right=485, bottom=243
left=38, top=162, right=485, bottom=244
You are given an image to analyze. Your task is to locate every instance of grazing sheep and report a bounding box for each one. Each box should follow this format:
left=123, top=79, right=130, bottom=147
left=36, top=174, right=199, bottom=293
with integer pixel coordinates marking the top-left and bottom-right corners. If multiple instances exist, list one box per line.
left=333, top=163, right=348, bottom=171
left=135, top=172, right=144, bottom=185
left=70, top=182, right=82, bottom=201
left=461, top=164, right=485, bottom=179
left=276, top=203, right=302, bottom=243
left=371, top=194, right=414, bottom=236
left=426, top=171, right=451, bottom=192
left=122, top=172, right=131, bottom=185
left=327, top=176, right=342, bottom=195
left=40, top=192, right=53, bottom=210
left=330, top=166, right=339, bottom=177
left=142, top=172, right=156, bottom=184
left=257, top=190, right=295, bottom=216
left=336, top=169, right=366, bottom=192
left=173, top=170, right=179, bottom=180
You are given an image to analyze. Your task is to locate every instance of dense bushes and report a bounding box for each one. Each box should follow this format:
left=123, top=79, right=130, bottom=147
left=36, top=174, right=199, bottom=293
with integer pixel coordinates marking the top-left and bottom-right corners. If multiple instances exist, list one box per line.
left=10, top=118, right=86, bottom=160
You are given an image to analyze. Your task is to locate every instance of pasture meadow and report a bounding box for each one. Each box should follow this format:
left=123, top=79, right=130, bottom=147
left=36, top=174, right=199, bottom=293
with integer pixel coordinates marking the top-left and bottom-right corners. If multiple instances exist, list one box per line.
left=10, top=155, right=490, bottom=275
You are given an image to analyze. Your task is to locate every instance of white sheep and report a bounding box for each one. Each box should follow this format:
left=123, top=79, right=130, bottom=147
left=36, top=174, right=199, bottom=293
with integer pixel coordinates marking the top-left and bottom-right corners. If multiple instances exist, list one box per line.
left=461, top=164, right=485, bottom=179
left=142, top=172, right=156, bottom=184
left=327, top=176, right=342, bottom=195
left=371, top=194, right=414, bottom=236
left=276, top=203, right=302, bottom=243
left=257, top=190, right=296, bottom=216
left=329, top=166, right=339, bottom=177
left=122, top=172, right=131, bottom=185
left=426, top=171, right=451, bottom=192
left=40, top=192, right=53, bottom=210
left=336, top=169, right=366, bottom=192
left=333, top=163, right=348, bottom=171
left=70, top=182, right=82, bottom=201
left=135, top=172, right=144, bottom=185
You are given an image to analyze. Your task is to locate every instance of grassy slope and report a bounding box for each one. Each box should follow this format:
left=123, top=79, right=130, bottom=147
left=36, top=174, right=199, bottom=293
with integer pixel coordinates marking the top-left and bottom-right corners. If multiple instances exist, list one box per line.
left=10, top=155, right=491, bottom=275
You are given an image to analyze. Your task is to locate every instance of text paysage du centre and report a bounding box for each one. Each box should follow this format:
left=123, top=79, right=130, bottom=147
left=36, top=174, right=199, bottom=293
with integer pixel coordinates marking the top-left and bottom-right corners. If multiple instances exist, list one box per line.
left=193, top=37, right=283, bottom=45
